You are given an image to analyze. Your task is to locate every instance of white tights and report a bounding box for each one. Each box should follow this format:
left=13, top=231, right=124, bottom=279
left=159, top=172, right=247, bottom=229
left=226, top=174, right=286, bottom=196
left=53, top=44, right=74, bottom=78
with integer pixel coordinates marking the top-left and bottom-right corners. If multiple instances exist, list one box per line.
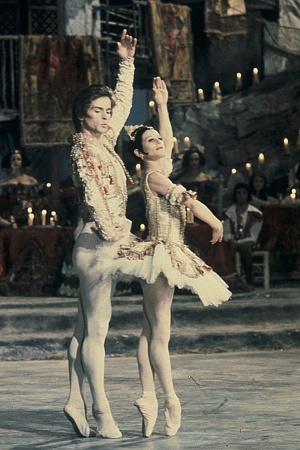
left=138, top=276, right=176, bottom=397
left=66, top=231, right=115, bottom=415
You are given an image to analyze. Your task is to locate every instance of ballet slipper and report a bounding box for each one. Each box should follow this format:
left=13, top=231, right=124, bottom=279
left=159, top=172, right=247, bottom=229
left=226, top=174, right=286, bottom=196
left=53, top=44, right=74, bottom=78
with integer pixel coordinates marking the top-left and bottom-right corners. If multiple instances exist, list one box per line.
left=63, top=402, right=96, bottom=438
left=134, top=393, right=158, bottom=438
left=164, top=397, right=181, bottom=437
left=92, top=407, right=122, bottom=439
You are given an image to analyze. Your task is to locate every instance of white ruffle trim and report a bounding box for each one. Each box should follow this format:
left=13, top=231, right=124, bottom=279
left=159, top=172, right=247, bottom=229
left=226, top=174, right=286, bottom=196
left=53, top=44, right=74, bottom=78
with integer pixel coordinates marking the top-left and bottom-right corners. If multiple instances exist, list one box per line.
left=95, top=242, right=231, bottom=307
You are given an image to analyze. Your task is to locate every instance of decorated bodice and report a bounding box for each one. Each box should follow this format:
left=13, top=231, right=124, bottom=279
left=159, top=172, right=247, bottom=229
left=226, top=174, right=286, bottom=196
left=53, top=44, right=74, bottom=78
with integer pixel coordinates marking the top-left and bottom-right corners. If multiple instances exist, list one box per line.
left=143, top=172, right=186, bottom=246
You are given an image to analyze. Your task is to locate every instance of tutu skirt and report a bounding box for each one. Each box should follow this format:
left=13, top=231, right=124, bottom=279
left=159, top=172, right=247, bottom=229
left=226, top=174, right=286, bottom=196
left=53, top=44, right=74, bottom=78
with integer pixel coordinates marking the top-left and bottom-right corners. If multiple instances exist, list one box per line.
left=95, top=237, right=231, bottom=307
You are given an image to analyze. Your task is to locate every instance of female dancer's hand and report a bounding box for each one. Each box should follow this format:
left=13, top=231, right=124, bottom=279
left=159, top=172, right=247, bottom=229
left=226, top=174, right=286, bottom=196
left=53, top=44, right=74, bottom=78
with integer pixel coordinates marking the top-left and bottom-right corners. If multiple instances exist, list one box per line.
left=152, top=77, right=168, bottom=106
left=210, top=225, right=223, bottom=244
left=117, top=29, right=137, bottom=59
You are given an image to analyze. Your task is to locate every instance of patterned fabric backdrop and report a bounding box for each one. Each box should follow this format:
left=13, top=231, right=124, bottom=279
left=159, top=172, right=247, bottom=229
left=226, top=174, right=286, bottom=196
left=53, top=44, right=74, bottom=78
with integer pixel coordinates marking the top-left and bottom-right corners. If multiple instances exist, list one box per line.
left=19, top=35, right=103, bottom=147
left=205, top=0, right=247, bottom=37
left=149, top=1, right=196, bottom=104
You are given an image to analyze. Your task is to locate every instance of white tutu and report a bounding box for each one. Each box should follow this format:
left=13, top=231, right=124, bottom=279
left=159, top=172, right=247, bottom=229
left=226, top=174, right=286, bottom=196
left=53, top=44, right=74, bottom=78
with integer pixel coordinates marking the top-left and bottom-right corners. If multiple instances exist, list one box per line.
left=95, top=238, right=231, bottom=307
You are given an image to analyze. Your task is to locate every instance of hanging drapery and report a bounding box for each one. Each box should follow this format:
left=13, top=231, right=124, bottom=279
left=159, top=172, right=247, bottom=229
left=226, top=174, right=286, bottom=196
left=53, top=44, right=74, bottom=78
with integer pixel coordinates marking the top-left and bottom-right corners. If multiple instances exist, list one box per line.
left=205, top=0, right=248, bottom=37
left=149, top=0, right=196, bottom=104
left=19, top=35, right=103, bottom=147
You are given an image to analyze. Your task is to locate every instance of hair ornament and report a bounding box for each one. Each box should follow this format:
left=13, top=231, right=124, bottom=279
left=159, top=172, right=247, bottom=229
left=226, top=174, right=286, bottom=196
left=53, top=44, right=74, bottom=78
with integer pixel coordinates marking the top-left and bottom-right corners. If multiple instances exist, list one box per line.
left=124, top=125, right=153, bottom=141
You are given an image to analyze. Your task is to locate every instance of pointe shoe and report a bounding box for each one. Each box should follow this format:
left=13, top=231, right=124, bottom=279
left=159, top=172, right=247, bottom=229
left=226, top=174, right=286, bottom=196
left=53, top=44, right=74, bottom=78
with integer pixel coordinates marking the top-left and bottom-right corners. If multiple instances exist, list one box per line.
left=63, top=403, right=96, bottom=438
left=164, top=397, right=181, bottom=436
left=92, top=408, right=122, bottom=439
left=134, top=394, right=158, bottom=438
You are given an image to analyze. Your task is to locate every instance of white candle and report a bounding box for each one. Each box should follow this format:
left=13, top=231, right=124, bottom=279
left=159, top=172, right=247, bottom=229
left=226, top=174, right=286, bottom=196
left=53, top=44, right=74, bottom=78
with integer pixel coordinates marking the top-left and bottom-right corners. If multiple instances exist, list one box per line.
left=183, top=136, right=190, bottom=149
left=214, top=81, right=221, bottom=94
left=290, top=192, right=296, bottom=202
left=186, top=207, right=194, bottom=223
left=258, top=154, right=264, bottom=171
left=283, top=138, right=289, bottom=154
left=51, top=211, right=57, bottom=224
left=41, top=209, right=47, bottom=226
left=136, top=163, right=141, bottom=179
left=231, top=168, right=237, bottom=175
left=245, top=162, right=252, bottom=176
left=173, top=137, right=179, bottom=154
left=46, top=182, right=51, bottom=188
left=140, top=223, right=146, bottom=232
left=50, top=217, right=55, bottom=227
left=236, top=72, right=242, bottom=90
left=198, top=88, right=204, bottom=102
left=148, top=100, right=155, bottom=115
left=253, top=67, right=259, bottom=84
left=28, top=213, right=34, bottom=226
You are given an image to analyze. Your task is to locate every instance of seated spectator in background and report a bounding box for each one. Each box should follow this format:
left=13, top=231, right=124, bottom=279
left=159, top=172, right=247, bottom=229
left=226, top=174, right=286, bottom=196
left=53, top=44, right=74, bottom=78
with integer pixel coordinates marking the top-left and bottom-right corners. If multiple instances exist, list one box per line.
left=223, top=183, right=263, bottom=288
left=176, top=145, right=212, bottom=183
left=174, top=146, right=216, bottom=211
left=0, top=149, right=44, bottom=225
left=249, top=171, right=278, bottom=210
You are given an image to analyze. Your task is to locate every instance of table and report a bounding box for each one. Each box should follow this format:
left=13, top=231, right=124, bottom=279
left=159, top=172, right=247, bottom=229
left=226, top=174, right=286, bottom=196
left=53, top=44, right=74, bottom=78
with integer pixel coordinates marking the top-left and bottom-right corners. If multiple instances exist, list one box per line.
left=0, top=227, right=74, bottom=295
left=259, top=205, right=300, bottom=279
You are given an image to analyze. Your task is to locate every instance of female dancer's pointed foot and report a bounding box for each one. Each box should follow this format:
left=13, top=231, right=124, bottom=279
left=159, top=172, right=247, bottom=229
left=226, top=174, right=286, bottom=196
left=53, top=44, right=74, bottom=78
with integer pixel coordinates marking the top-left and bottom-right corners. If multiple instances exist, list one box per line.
left=164, top=396, right=181, bottom=437
left=63, top=403, right=96, bottom=438
left=134, top=393, right=158, bottom=438
left=92, top=408, right=122, bottom=439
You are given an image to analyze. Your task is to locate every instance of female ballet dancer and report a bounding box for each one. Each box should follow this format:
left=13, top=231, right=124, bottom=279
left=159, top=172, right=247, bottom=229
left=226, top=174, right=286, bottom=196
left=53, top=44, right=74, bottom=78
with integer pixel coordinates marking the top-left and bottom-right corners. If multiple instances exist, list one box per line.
left=96, top=76, right=231, bottom=438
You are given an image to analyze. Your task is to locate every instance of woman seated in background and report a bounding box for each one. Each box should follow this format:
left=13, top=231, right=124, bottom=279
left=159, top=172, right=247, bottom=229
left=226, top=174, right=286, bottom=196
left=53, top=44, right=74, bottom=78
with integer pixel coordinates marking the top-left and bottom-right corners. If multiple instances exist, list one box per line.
left=0, top=149, right=44, bottom=224
left=175, top=146, right=216, bottom=212
left=249, top=171, right=278, bottom=210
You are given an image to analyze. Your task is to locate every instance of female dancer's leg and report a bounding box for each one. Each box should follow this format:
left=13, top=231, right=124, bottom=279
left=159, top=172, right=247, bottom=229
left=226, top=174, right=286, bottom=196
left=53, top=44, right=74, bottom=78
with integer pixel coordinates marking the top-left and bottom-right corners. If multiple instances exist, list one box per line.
left=135, top=276, right=181, bottom=437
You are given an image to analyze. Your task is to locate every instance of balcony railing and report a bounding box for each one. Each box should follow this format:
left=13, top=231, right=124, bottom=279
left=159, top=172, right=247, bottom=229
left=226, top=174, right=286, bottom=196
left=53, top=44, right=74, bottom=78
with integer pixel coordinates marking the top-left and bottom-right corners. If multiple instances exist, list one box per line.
left=0, top=36, right=18, bottom=115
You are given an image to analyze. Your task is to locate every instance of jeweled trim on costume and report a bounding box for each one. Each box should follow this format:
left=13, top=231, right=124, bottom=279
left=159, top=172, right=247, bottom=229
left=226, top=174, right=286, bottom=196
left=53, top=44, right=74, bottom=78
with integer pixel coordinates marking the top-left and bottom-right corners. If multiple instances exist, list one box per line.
left=115, top=239, right=212, bottom=278
left=166, top=184, right=187, bottom=206
left=71, top=134, right=126, bottom=241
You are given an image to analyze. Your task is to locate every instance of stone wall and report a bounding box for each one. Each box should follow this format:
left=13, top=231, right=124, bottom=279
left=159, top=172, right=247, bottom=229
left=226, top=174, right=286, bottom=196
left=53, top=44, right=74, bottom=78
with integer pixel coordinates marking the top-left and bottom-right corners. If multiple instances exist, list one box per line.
left=170, top=70, right=300, bottom=186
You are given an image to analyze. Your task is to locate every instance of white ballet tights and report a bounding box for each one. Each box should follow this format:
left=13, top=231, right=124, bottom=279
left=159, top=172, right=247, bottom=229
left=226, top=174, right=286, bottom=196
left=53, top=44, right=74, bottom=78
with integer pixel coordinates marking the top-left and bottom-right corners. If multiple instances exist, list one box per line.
left=138, top=276, right=176, bottom=396
left=67, top=231, right=115, bottom=416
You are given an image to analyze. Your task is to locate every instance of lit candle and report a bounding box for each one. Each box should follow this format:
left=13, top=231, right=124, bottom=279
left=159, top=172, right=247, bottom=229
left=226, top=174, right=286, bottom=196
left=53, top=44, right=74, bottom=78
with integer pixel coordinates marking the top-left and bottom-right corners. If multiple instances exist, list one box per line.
left=283, top=137, right=289, bottom=154
left=231, top=168, right=237, bottom=175
left=186, top=207, right=194, bottom=223
left=51, top=211, right=57, bottom=223
left=148, top=100, right=155, bottom=115
left=290, top=192, right=296, bottom=202
left=258, top=153, right=265, bottom=168
left=214, top=81, right=221, bottom=94
left=245, top=162, right=252, bottom=176
left=28, top=213, right=34, bottom=226
left=41, top=209, right=47, bottom=226
left=136, top=163, right=141, bottom=179
left=173, top=137, right=179, bottom=154
left=27, top=207, right=32, bottom=214
left=253, top=67, right=259, bottom=84
left=140, top=223, right=146, bottom=232
left=198, top=88, right=204, bottom=102
left=46, top=182, right=51, bottom=188
left=213, top=81, right=221, bottom=100
left=50, top=217, right=55, bottom=227
left=183, top=136, right=190, bottom=149
left=236, top=72, right=242, bottom=90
